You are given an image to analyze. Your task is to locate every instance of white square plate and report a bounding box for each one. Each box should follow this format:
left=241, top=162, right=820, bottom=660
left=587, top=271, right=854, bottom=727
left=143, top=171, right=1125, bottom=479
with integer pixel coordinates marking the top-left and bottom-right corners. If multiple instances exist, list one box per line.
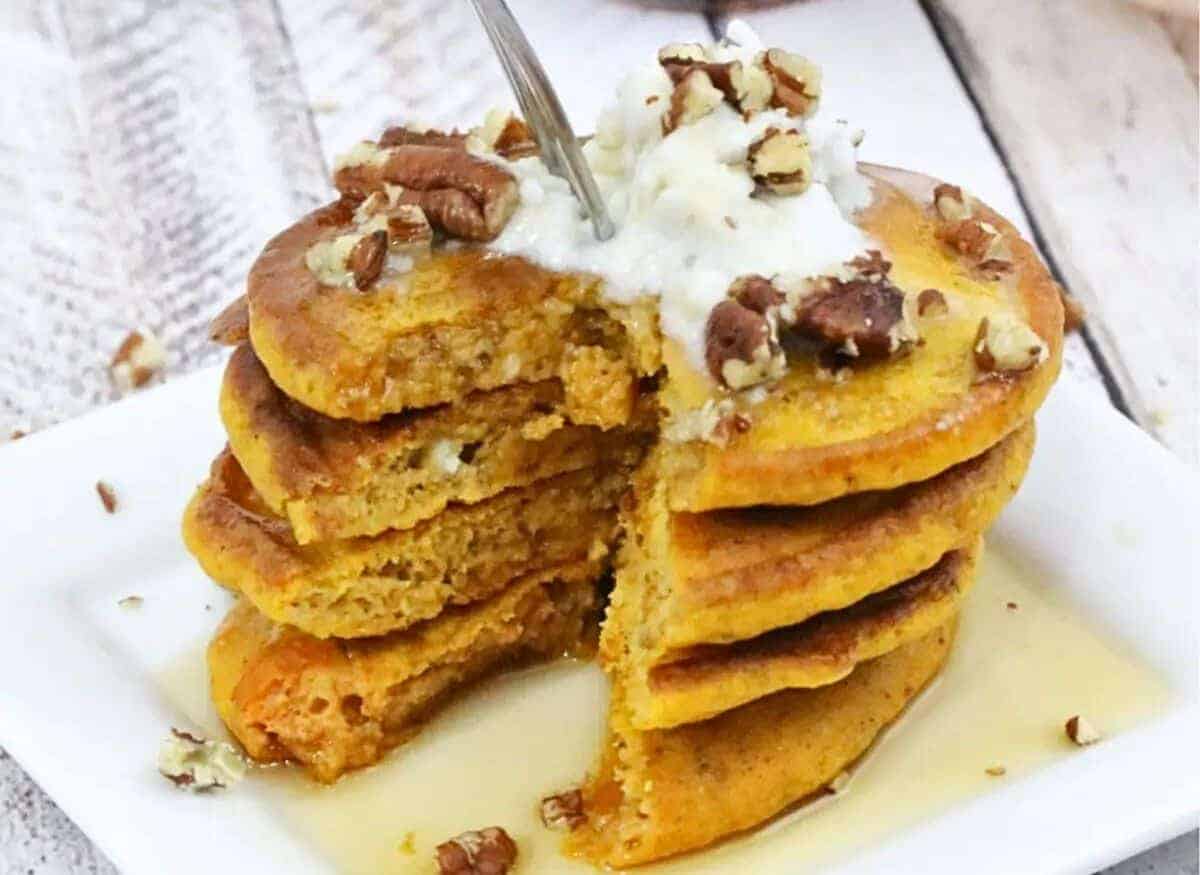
left=0, top=366, right=1196, bottom=875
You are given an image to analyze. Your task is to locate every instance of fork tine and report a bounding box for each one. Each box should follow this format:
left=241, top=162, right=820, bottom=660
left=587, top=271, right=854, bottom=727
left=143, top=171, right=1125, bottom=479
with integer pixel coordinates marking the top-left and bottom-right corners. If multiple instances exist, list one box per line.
left=467, top=0, right=614, bottom=241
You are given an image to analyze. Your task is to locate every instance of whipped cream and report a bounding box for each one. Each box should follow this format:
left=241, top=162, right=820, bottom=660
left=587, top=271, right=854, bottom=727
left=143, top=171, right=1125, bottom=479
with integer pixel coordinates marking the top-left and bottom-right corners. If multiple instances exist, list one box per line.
left=486, top=22, right=874, bottom=373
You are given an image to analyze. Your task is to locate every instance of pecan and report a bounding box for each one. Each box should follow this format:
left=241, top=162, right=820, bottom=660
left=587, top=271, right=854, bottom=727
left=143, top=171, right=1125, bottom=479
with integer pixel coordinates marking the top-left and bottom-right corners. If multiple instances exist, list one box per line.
left=705, top=300, right=784, bottom=389
left=435, top=827, right=517, bottom=875
left=932, top=183, right=971, bottom=222
left=348, top=230, right=388, bottom=290
left=973, top=314, right=1047, bottom=375
left=335, top=145, right=519, bottom=241
left=762, top=48, right=822, bottom=118
left=96, top=481, right=118, bottom=514
left=747, top=127, right=811, bottom=195
left=110, top=329, right=166, bottom=391
left=917, top=288, right=948, bottom=317
left=540, top=790, right=586, bottom=831
left=793, top=278, right=909, bottom=359
left=157, top=728, right=246, bottom=792
left=657, top=42, right=708, bottom=77
left=737, top=60, right=774, bottom=116
left=386, top=204, right=434, bottom=252
left=379, top=126, right=466, bottom=150
left=472, top=110, right=539, bottom=160
left=729, top=274, right=784, bottom=314
left=662, top=68, right=724, bottom=135
left=661, top=57, right=747, bottom=109
left=846, top=249, right=892, bottom=280
left=939, top=218, right=1012, bottom=274
left=1064, top=715, right=1102, bottom=746
left=209, top=296, right=249, bottom=346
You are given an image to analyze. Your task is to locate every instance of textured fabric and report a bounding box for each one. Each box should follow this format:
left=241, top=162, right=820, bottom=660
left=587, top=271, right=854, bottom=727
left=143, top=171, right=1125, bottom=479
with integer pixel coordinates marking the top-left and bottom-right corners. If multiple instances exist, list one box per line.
left=0, top=0, right=502, bottom=435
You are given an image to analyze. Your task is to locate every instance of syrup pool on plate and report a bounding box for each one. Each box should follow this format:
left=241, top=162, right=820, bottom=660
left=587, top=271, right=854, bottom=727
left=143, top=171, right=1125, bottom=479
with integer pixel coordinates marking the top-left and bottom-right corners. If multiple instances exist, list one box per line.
left=158, top=543, right=1170, bottom=874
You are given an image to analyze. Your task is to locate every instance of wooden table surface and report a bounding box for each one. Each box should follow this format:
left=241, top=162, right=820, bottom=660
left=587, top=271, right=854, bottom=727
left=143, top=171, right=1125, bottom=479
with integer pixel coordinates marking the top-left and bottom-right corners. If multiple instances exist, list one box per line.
left=0, top=0, right=1195, bottom=872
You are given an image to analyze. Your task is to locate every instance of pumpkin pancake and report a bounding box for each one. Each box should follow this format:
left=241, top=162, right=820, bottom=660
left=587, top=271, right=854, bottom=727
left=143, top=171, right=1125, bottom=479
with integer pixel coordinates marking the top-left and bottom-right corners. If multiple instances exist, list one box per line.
left=565, top=622, right=956, bottom=868
left=220, top=344, right=654, bottom=543
left=608, top=425, right=1030, bottom=678
left=244, top=194, right=661, bottom=423
left=610, top=543, right=976, bottom=730
left=208, top=560, right=600, bottom=783
left=239, top=162, right=1059, bottom=510
left=657, top=164, right=1061, bottom=511
left=183, top=450, right=627, bottom=639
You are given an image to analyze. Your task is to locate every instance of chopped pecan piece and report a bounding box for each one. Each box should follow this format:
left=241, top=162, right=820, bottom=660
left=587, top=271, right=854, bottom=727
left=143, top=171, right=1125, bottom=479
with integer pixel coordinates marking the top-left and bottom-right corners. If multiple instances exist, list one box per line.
left=729, top=274, right=784, bottom=314
left=939, top=218, right=1013, bottom=275
left=379, top=126, right=466, bottom=149
left=973, top=313, right=1047, bottom=375
left=110, top=329, right=166, bottom=391
left=794, top=278, right=910, bottom=359
left=747, top=127, right=811, bottom=195
left=1065, top=715, right=1102, bottom=746
left=737, top=60, right=774, bottom=116
left=348, top=230, right=388, bottom=290
left=658, top=42, right=708, bottom=71
left=540, top=790, right=586, bottom=831
left=762, top=48, right=822, bottom=118
left=662, top=68, right=724, bottom=135
left=96, top=481, right=118, bottom=514
left=335, top=145, right=519, bottom=241
left=471, top=109, right=539, bottom=160
left=846, top=249, right=892, bottom=281
left=705, top=300, right=784, bottom=389
left=917, top=288, right=948, bottom=317
left=157, top=728, right=246, bottom=792
left=661, top=56, right=747, bottom=109
left=435, top=827, right=517, bottom=875
left=932, top=183, right=971, bottom=222
left=385, top=204, right=434, bottom=253
left=209, top=297, right=250, bottom=346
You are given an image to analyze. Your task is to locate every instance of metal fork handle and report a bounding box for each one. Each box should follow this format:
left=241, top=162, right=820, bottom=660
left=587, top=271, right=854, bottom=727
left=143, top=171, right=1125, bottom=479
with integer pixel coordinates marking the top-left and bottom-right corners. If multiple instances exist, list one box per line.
left=468, top=0, right=615, bottom=242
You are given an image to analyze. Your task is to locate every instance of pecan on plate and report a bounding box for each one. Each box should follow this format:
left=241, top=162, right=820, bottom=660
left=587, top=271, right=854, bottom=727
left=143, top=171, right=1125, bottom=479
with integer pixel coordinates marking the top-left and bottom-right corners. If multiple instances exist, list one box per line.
left=435, top=827, right=517, bottom=875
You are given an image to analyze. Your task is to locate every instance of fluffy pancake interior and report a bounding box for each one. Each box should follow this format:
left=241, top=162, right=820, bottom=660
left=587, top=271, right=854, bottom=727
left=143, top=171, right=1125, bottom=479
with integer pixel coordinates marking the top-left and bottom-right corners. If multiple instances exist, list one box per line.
left=603, top=426, right=1029, bottom=691
left=565, top=622, right=956, bottom=868
left=184, top=451, right=628, bottom=639
left=620, top=544, right=978, bottom=729
left=250, top=216, right=662, bottom=421
left=221, top=344, right=655, bottom=543
left=208, top=561, right=602, bottom=783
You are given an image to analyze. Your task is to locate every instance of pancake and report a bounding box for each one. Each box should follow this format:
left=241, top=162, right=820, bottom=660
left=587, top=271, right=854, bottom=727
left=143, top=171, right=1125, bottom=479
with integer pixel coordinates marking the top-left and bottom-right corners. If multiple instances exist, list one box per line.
left=565, top=623, right=956, bottom=867
left=209, top=560, right=600, bottom=783
left=240, top=163, right=1060, bottom=510
left=657, top=164, right=1061, bottom=512
left=245, top=195, right=661, bottom=422
left=613, top=543, right=977, bottom=730
left=221, top=344, right=654, bottom=543
left=610, top=424, right=1030, bottom=672
left=183, top=451, right=626, bottom=638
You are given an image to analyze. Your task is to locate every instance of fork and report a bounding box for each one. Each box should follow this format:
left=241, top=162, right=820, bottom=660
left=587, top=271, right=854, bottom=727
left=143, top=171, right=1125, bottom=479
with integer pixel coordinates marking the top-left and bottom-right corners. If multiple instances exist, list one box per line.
left=467, top=0, right=616, bottom=241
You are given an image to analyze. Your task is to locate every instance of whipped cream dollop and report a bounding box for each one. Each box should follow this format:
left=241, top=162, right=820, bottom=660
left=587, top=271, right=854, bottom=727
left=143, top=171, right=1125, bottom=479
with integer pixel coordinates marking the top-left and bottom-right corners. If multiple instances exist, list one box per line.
left=486, top=22, right=874, bottom=371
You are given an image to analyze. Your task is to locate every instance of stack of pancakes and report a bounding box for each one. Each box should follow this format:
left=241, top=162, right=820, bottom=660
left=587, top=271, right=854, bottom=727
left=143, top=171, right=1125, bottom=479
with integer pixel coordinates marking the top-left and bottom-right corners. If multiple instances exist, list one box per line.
left=181, top=53, right=1063, bottom=868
